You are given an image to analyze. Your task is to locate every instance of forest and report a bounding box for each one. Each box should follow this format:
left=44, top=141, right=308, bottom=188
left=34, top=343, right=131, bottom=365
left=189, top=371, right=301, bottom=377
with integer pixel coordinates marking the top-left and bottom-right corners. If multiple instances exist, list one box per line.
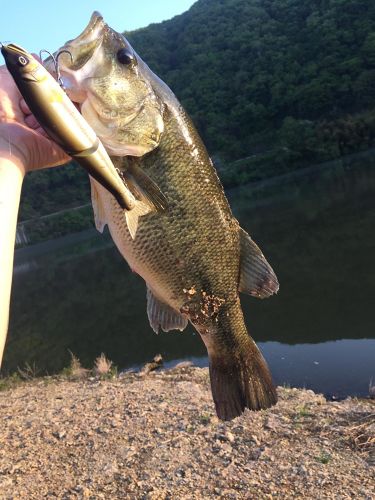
left=19, top=0, right=375, bottom=222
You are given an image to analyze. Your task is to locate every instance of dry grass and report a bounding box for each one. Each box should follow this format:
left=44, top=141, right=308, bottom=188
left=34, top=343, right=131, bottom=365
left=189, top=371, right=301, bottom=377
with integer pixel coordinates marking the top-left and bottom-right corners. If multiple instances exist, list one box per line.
left=346, top=411, right=375, bottom=463
left=94, top=353, right=113, bottom=377
left=64, top=351, right=89, bottom=380
left=17, top=362, right=40, bottom=380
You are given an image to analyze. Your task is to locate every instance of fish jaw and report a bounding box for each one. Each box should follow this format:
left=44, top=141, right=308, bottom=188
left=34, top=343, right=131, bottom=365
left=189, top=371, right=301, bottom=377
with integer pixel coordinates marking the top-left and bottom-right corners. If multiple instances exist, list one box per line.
left=59, top=11, right=106, bottom=73
left=66, top=11, right=105, bottom=47
left=43, top=12, right=106, bottom=103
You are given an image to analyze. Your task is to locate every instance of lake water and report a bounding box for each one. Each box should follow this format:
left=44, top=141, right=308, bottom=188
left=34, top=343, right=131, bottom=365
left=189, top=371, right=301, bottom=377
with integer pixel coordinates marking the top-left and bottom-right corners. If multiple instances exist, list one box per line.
left=4, top=151, right=375, bottom=399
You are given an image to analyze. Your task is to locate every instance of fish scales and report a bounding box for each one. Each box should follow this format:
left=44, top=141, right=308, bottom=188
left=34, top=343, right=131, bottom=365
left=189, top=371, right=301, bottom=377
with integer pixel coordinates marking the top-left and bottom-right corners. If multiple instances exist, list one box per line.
left=106, top=105, right=239, bottom=313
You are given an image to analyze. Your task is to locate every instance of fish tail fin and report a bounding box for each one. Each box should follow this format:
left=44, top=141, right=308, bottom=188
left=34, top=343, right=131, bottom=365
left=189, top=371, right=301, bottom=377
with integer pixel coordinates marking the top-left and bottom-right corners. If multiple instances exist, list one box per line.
left=202, top=301, right=277, bottom=421
left=209, top=339, right=277, bottom=420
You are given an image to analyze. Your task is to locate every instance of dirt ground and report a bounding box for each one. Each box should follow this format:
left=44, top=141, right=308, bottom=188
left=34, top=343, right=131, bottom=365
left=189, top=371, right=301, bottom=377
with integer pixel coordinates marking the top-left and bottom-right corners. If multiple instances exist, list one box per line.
left=0, top=365, right=374, bottom=499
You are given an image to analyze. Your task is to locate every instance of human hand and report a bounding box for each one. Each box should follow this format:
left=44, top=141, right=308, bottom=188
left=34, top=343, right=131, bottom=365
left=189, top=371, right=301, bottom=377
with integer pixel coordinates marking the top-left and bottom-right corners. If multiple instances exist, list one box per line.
left=0, top=61, right=70, bottom=174
left=0, top=59, right=72, bottom=368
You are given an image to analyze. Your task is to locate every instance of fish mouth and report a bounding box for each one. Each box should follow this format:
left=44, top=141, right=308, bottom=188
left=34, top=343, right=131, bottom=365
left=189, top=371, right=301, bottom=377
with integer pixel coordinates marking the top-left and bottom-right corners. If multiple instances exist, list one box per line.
left=60, top=12, right=105, bottom=72
left=67, top=11, right=105, bottom=46
left=43, top=11, right=107, bottom=104
left=44, top=12, right=105, bottom=70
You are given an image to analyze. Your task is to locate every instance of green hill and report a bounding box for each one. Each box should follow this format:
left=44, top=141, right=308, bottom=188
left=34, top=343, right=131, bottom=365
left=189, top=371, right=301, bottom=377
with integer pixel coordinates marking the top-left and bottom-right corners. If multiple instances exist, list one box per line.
left=127, top=0, right=375, bottom=182
left=19, top=0, right=375, bottom=223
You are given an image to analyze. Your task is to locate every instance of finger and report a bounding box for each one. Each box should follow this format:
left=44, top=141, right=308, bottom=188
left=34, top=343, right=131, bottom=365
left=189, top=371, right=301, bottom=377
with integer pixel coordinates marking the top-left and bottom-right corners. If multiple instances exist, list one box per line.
left=19, top=98, right=31, bottom=115
left=28, top=131, right=71, bottom=170
left=24, top=114, right=40, bottom=130
left=40, top=138, right=71, bottom=168
left=31, top=53, right=43, bottom=63
left=0, top=66, right=24, bottom=121
left=35, top=126, right=49, bottom=138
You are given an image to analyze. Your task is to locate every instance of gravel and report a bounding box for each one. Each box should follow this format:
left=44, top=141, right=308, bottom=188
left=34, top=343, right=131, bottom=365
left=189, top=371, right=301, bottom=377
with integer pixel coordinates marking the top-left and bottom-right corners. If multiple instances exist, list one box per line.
left=0, top=366, right=374, bottom=499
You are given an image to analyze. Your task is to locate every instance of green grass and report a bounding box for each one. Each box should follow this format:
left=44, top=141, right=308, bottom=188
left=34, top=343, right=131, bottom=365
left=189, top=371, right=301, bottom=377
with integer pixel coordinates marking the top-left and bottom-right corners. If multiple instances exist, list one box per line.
left=198, top=413, right=211, bottom=425
left=0, top=373, right=22, bottom=392
left=294, top=404, right=313, bottom=420
left=315, top=451, right=332, bottom=464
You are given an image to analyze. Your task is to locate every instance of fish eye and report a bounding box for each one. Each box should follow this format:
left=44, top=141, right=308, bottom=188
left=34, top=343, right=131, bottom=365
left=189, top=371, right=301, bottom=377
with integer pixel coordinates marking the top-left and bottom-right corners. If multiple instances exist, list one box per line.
left=117, top=48, right=135, bottom=66
left=18, top=55, right=28, bottom=66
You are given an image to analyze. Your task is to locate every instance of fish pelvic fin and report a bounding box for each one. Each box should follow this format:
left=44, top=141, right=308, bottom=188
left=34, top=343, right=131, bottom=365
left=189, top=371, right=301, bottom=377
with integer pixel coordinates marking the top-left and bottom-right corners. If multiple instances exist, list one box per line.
left=146, top=286, right=188, bottom=333
left=239, top=227, right=279, bottom=299
left=200, top=299, right=277, bottom=421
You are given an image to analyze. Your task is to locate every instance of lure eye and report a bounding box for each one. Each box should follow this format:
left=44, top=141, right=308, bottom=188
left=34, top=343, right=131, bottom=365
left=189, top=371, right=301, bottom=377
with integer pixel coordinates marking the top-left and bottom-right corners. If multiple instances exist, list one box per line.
left=117, top=48, right=134, bottom=66
left=18, top=55, right=28, bottom=66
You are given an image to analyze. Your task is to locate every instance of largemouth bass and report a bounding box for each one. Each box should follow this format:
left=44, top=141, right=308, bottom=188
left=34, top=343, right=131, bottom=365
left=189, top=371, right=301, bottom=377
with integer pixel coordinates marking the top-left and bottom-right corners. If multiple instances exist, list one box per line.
left=1, top=43, right=167, bottom=237
left=54, top=12, right=279, bottom=420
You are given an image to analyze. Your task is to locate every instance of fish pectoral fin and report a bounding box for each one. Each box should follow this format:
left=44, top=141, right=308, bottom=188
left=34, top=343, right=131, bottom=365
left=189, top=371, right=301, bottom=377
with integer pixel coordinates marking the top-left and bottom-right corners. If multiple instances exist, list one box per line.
left=146, top=286, right=188, bottom=334
left=239, top=227, right=279, bottom=298
left=125, top=201, right=153, bottom=239
left=123, top=164, right=169, bottom=239
left=90, top=173, right=153, bottom=240
left=90, top=177, right=107, bottom=233
left=124, top=164, right=169, bottom=213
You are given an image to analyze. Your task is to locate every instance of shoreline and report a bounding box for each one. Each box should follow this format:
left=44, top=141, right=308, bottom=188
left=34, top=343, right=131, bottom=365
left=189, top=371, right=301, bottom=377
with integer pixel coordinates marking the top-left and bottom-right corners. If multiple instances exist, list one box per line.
left=0, top=366, right=374, bottom=498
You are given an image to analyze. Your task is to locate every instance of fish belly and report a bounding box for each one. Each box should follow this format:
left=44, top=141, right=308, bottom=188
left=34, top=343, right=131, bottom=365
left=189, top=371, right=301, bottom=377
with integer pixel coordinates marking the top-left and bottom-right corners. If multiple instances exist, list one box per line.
left=97, top=183, right=177, bottom=306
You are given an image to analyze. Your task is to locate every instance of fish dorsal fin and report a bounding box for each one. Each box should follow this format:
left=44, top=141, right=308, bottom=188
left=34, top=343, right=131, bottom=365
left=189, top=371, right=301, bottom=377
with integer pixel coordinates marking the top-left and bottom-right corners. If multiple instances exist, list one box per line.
left=146, top=286, right=188, bottom=334
left=239, top=227, right=279, bottom=299
left=90, top=177, right=107, bottom=233
left=124, top=163, right=168, bottom=213
left=125, top=201, right=153, bottom=239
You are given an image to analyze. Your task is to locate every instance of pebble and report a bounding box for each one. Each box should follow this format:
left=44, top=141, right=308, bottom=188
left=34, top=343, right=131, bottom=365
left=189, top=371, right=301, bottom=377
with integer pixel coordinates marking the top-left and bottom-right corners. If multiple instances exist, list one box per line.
left=0, top=367, right=373, bottom=499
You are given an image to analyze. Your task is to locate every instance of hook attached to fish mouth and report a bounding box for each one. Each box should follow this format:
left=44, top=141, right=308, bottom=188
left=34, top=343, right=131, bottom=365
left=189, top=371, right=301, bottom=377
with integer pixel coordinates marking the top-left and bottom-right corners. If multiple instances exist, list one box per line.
left=39, top=49, right=73, bottom=89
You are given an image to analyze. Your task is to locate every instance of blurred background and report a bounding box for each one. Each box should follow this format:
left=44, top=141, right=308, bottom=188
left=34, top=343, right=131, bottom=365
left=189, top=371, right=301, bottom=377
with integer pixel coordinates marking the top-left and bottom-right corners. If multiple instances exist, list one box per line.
left=2, top=0, right=375, bottom=399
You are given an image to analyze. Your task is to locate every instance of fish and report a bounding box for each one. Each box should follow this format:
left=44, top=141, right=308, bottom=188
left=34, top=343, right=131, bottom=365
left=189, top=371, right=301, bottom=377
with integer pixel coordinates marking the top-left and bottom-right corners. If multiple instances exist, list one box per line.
left=1, top=43, right=168, bottom=238
left=54, top=12, right=279, bottom=420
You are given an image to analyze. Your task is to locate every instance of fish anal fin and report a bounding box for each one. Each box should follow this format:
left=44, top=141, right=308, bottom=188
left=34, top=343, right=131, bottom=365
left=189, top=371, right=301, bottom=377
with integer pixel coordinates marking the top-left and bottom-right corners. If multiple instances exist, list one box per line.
left=90, top=177, right=107, bottom=233
left=147, top=287, right=188, bottom=334
left=239, top=227, right=279, bottom=299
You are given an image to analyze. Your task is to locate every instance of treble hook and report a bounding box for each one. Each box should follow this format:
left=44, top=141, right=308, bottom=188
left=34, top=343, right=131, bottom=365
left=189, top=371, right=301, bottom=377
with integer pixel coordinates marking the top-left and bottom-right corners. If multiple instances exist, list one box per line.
left=55, top=50, right=73, bottom=86
left=39, top=49, right=73, bottom=89
left=39, top=49, right=56, bottom=64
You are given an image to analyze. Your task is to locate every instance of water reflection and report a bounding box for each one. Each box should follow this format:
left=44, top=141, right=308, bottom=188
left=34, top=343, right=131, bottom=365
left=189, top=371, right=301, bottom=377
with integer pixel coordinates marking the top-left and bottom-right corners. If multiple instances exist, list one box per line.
left=165, top=339, right=375, bottom=399
left=4, top=151, right=375, bottom=397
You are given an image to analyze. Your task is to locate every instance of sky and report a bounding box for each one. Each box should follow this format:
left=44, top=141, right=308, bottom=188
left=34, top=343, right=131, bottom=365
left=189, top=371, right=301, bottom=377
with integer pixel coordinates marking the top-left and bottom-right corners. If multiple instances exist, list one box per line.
left=0, top=0, right=196, bottom=61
